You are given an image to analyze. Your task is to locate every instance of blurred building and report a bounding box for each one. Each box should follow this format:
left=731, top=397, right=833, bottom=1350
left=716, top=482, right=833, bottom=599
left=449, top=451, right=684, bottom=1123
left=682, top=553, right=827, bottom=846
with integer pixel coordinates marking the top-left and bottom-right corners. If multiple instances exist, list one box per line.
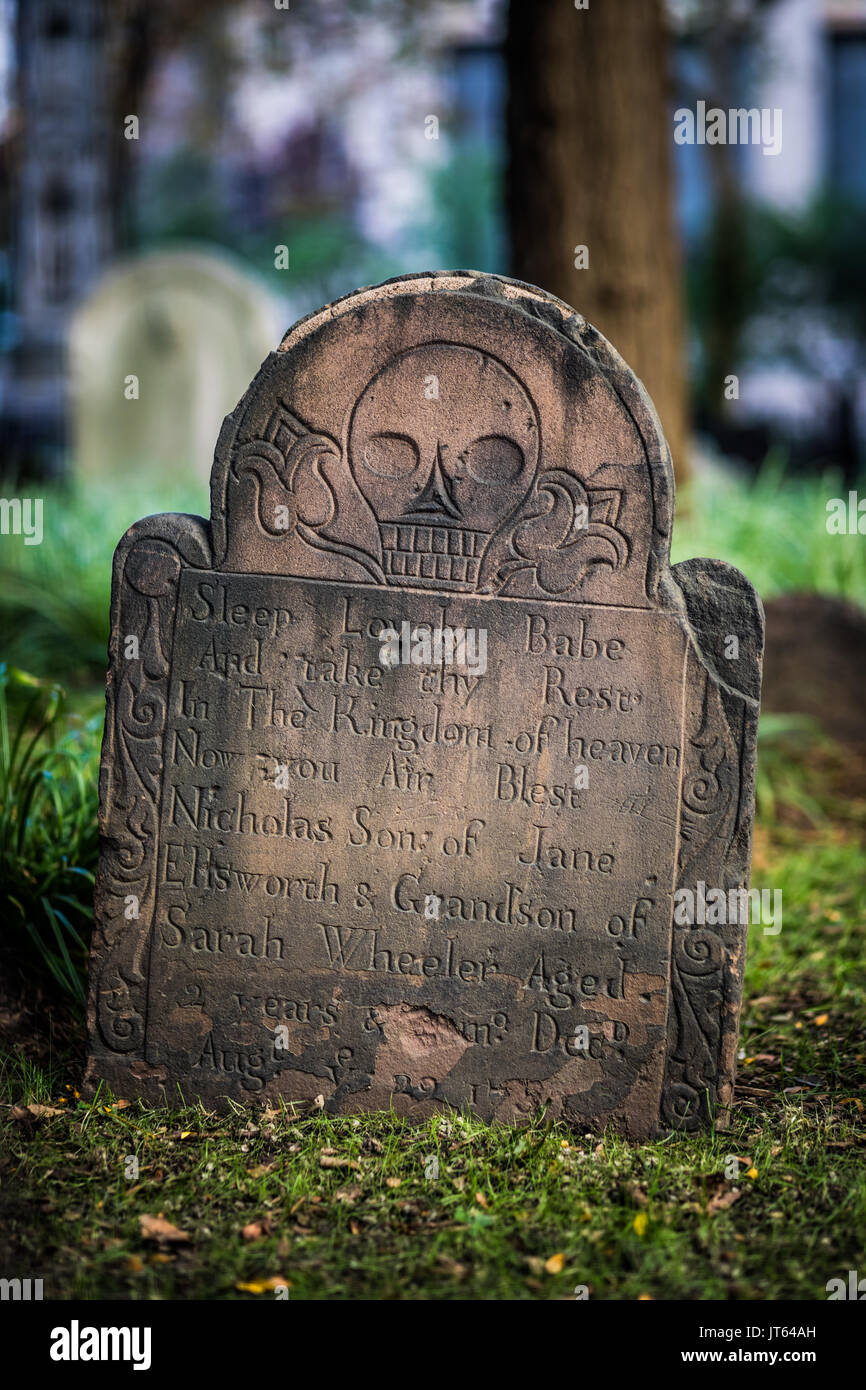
left=1, top=0, right=112, bottom=474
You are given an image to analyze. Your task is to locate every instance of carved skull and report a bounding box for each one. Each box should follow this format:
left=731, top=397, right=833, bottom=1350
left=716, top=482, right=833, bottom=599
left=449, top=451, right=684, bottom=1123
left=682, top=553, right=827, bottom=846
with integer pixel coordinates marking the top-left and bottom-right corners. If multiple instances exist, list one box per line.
left=347, top=344, right=539, bottom=587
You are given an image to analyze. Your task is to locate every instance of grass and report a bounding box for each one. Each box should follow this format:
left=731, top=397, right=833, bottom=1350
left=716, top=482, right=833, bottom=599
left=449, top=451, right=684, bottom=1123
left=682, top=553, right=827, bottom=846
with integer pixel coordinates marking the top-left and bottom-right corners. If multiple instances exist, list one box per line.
left=2, top=789, right=863, bottom=1301
left=671, top=454, right=866, bottom=603
left=0, top=476, right=205, bottom=686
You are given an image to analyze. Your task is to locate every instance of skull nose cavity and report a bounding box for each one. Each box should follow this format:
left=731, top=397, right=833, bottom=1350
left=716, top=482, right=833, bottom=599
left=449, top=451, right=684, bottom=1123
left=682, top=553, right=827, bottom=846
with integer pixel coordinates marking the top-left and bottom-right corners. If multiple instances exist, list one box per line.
left=399, top=441, right=461, bottom=521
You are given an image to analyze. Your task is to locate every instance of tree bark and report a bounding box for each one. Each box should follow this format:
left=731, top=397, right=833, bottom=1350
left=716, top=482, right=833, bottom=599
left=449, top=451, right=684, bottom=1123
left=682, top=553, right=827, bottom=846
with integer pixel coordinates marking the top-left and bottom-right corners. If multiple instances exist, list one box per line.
left=506, top=0, right=689, bottom=479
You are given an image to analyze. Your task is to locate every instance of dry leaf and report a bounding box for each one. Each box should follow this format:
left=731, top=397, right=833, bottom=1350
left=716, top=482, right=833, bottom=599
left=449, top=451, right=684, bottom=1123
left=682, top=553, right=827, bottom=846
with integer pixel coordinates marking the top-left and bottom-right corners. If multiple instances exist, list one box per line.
left=236, top=1276, right=290, bottom=1294
left=335, top=1185, right=362, bottom=1203
left=319, top=1154, right=358, bottom=1170
left=708, top=1187, right=741, bottom=1214
left=139, top=1213, right=190, bottom=1244
left=242, top=1218, right=271, bottom=1242
left=545, top=1251, right=566, bottom=1274
left=385, top=1176, right=401, bottom=1188
left=475, top=1191, right=489, bottom=1209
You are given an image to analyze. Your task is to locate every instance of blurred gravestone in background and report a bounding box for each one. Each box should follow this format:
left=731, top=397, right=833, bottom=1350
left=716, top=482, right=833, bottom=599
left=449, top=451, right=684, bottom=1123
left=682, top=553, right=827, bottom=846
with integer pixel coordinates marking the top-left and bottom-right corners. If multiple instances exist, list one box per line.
left=69, top=250, right=280, bottom=484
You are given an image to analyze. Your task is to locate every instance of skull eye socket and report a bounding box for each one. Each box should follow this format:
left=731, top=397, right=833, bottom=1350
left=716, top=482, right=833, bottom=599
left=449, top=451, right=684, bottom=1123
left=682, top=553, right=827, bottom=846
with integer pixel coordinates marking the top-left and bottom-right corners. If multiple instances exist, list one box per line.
left=362, top=433, right=419, bottom=479
left=464, top=435, right=525, bottom=486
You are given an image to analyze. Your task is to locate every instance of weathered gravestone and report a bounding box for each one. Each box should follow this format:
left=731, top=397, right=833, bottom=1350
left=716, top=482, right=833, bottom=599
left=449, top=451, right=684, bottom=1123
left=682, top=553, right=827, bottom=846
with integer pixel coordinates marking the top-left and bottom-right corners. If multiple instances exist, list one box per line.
left=69, top=249, right=280, bottom=485
left=85, top=272, right=763, bottom=1136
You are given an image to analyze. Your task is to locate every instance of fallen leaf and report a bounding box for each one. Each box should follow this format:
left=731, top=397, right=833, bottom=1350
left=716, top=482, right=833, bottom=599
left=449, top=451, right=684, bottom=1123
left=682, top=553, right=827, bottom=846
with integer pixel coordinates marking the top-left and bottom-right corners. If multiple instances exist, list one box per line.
left=475, top=1191, right=489, bottom=1209
left=708, top=1187, right=741, bottom=1214
left=242, top=1218, right=271, bottom=1242
left=27, top=1104, right=62, bottom=1118
left=236, top=1276, right=290, bottom=1294
left=139, top=1214, right=190, bottom=1244
left=335, top=1185, right=362, bottom=1203
left=319, top=1154, right=358, bottom=1170
left=545, top=1251, right=565, bottom=1274
left=385, top=1176, right=401, bottom=1188
left=125, top=1255, right=144, bottom=1273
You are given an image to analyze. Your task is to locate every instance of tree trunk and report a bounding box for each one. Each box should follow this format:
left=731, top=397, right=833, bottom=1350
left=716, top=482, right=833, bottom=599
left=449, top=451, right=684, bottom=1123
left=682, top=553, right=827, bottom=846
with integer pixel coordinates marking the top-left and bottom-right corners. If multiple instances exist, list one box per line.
left=506, top=0, right=690, bottom=480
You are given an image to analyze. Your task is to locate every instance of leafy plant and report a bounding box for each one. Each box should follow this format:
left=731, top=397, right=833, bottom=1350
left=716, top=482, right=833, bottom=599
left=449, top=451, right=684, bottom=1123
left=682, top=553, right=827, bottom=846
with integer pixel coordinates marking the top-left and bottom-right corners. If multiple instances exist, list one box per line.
left=0, top=476, right=203, bottom=685
left=0, top=665, right=100, bottom=1004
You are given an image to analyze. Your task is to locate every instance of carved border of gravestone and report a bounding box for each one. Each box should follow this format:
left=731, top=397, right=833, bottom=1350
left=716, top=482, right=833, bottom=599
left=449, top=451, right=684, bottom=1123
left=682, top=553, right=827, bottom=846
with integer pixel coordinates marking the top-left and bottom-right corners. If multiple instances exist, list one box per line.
left=85, top=272, right=763, bottom=1134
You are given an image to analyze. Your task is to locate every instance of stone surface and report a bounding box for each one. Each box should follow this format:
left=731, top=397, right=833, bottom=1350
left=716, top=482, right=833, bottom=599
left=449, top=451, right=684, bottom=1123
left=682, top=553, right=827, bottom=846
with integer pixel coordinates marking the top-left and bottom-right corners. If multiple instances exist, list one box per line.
left=85, top=272, right=763, bottom=1135
left=69, top=249, right=280, bottom=483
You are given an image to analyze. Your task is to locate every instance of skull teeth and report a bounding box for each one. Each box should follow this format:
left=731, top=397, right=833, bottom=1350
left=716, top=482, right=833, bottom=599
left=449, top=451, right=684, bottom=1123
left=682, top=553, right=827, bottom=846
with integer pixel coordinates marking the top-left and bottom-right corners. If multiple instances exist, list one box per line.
left=380, top=523, right=486, bottom=585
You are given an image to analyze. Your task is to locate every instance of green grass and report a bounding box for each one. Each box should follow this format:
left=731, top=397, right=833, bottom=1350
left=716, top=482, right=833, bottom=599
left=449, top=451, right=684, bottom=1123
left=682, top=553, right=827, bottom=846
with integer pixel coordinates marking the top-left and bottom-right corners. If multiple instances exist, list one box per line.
left=671, top=455, right=866, bottom=603
left=2, top=809, right=863, bottom=1301
left=0, top=476, right=205, bottom=685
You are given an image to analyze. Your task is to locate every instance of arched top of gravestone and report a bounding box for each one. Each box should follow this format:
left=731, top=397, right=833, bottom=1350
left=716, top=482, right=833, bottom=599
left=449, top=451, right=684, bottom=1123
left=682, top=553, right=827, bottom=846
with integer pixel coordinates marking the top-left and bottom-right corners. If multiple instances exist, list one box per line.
left=209, top=271, right=677, bottom=609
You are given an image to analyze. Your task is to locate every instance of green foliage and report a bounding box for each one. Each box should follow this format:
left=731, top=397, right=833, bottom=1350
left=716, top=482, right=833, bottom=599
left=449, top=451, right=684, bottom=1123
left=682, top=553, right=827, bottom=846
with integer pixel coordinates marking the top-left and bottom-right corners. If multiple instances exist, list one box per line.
left=0, top=477, right=204, bottom=685
left=0, top=665, right=100, bottom=1004
left=672, top=455, right=866, bottom=604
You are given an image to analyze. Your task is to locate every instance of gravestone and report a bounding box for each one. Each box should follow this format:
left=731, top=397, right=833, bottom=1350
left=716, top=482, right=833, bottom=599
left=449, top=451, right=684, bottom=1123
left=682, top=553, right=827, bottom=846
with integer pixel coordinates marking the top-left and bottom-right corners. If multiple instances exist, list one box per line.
left=85, top=272, right=763, bottom=1136
left=69, top=249, right=280, bottom=484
